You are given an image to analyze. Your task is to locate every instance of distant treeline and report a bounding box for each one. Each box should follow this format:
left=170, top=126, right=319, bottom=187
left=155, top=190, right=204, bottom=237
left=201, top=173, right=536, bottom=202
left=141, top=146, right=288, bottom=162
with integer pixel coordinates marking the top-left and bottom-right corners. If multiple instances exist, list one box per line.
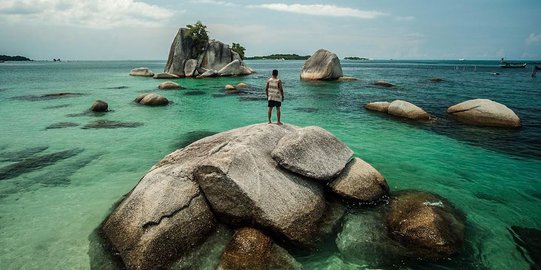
left=0, top=55, right=32, bottom=61
left=344, top=57, right=369, bottom=60
left=245, top=54, right=311, bottom=60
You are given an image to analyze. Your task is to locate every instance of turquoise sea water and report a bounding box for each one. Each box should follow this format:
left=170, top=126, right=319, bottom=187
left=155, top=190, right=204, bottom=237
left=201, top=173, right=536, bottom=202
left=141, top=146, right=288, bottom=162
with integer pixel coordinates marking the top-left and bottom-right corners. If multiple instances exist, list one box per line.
left=0, top=60, right=540, bottom=269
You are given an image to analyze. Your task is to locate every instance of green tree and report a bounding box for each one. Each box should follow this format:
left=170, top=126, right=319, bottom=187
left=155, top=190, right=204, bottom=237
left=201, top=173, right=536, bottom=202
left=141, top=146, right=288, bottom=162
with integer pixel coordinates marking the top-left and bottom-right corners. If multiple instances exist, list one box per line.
left=231, top=43, right=246, bottom=60
left=186, top=21, right=209, bottom=55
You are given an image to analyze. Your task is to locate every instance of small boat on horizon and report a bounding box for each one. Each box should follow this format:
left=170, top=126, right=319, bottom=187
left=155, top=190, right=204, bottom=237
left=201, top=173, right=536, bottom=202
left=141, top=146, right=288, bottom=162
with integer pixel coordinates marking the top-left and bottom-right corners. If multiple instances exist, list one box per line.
left=500, top=58, right=527, bottom=69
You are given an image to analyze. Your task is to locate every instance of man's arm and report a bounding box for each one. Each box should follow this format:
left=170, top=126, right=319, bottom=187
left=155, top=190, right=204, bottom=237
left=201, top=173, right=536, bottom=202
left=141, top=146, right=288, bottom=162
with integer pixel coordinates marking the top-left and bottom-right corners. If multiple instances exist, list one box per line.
left=265, top=81, right=269, bottom=98
left=278, top=80, right=284, bottom=100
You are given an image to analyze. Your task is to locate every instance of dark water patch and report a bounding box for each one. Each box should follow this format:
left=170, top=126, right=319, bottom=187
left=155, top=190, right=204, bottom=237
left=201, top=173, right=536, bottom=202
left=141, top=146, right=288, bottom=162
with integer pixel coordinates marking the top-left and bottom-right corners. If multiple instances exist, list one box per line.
left=173, top=130, right=218, bottom=149
left=0, top=148, right=83, bottom=180
left=0, top=88, right=7, bottom=92
left=212, top=93, right=227, bottom=98
left=46, top=122, right=80, bottom=129
left=183, top=90, right=206, bottom=96
left=66, top=110, right=109, bottom=117
left=104, top=86, right=129, bottom=90
left=0, top=146, right=49, bottom=162
left=12, top=92, right=86, bottom=101
left=32, top=152, right=102, bottom=187
left=82, top=120, right=143, bottom=129
left=293, top=107, right=319, bottom=113
left=508, top=226, right=541, bottom=269
left=43, top=104, right=71, bottom=109
left=474, top=192, right=507, bottom=204
left=239, top=95, right=267, bottom=102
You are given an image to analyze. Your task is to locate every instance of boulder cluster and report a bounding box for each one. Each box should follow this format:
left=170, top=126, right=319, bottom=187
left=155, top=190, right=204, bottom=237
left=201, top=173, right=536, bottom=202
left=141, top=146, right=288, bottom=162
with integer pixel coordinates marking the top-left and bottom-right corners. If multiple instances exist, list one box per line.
left=365, top=98, right=521, bottom=128
left=99, top=124, right=465, bottom=269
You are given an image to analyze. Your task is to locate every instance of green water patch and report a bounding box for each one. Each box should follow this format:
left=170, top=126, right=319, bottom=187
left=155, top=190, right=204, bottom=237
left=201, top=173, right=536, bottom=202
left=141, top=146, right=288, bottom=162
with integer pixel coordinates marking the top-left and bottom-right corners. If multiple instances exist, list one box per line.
left=45, top=122, right=80, bottom=129
left=0, top=146, right=49, bottom=162
left=0, top=148, right=83, bottom=181
left=183, top=90, right=207, bottom=96
left=82, top=120, right=143, bottom=129
left=508, top=226, right=541, bottom=269
left=43, top=104, right=72, bottom=109
left=12, top=92, right=86, bottom=101
left=173, top=130, right=218, bottom=150
left=293, top=107, right=319, bottom=113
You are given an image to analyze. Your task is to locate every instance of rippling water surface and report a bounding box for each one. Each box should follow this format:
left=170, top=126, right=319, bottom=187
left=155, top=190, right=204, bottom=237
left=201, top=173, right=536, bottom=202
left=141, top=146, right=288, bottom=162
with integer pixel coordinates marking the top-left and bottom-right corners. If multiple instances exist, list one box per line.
left=0, top=60, right=540, bottom=269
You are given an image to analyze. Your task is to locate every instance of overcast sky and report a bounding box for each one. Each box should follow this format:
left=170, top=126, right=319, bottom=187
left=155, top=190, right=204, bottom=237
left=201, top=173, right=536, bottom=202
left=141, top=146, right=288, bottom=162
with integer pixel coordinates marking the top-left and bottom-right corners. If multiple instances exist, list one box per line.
left=1, top=0, right=540, bottom=60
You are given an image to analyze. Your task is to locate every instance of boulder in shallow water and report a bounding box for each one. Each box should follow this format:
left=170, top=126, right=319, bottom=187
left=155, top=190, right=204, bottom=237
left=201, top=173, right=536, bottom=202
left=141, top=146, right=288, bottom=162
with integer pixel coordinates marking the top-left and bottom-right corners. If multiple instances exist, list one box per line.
left=90, top=100, right=108, bottom=112
left=129, top=67, right=154, bottom=77
left=224, top=84, right=235, bottom=90
left=373, top=80, right=394, bottom=87
left=153, top=72, right=179, bottom=79
left=236, top=82, right=249, bottom=88
left=158, top=81, right=182, bottom=90
left=386, top=190, right=466, bottom=260
left=135, top=93, right=169, bottom=106
left=447, top=99, right=521, bottom=128
left=198, top=69, right=219, bottom=78
left=364, top=101, right=391, bottom=113
left=300, top=49, right=343, bottom=80
left=388, top=100, right=430, bottom=120
left=218, top=228, right=302, bottom=270
left=184, top=59, right=199, bottom=77
left=329, top=157, right=389, bottom=203
left=272, top=126, right=354, bottom=181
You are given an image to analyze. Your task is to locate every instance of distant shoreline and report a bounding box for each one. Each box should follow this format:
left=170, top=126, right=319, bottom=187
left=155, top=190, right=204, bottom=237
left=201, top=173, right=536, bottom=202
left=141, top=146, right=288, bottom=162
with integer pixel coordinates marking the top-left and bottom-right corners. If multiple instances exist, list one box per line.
left=0, top=55, right=32, bottom=61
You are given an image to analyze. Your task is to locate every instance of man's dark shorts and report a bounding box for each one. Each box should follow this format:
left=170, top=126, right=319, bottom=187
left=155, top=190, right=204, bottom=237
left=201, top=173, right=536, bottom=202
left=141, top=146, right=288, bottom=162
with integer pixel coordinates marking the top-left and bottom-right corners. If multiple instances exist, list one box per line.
left=268, top=100, right=281, bottom=108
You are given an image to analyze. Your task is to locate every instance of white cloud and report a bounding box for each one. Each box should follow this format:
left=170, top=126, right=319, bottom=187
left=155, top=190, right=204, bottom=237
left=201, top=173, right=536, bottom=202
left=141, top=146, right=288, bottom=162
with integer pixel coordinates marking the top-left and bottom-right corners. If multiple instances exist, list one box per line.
left=195, top=0, right=237, bottom=6
left=395, top=16, right=415, bottom=21
left=249, top=3, right=387, bottom=19
left=526, top=33, right=541, bottom=45
left=0, top=0, right=175, bottom=29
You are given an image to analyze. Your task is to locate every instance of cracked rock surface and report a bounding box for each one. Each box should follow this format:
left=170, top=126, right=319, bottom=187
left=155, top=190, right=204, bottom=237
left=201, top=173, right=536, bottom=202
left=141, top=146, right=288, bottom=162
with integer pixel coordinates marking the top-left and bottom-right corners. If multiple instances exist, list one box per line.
left=447, top=98, right=521, bottom=128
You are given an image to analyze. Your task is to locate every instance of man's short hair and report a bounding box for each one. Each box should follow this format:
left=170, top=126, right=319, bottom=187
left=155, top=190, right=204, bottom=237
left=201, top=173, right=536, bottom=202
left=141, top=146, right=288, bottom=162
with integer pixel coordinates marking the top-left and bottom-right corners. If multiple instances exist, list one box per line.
left=272, top=69, right=278, bottom=76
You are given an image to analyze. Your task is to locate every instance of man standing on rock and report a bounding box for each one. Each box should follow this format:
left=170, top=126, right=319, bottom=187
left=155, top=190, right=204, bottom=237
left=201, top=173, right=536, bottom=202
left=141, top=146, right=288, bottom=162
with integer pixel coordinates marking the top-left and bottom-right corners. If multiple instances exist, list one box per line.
left=266, top=69, right=284, bottom=125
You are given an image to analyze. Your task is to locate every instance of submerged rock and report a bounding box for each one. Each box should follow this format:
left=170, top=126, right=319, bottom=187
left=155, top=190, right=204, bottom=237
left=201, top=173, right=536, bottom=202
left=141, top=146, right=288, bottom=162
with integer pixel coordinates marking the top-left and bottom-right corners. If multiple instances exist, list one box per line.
left=364, top=101, right=391, bottom=113
left=329, top=157, right=389, bottom=203
left=12, top=92, right=85, bottom=101
left=508, top=226, right=541, bottom=269
left=82, top=120, right=143, bottom=129
left=300, top=49, right=343, bottom=80
left=386, top=190, right=466, bottom=260
left=388, top=100, right=430, bottom=120
left=135, top=93, right=169, bottom=106
left=430, top=77, right=445, bottom=83
left=0, top=149, right=83, bottom=181
left=373, top=80, right=394, bottom=87
left=46, top=122, right=80, bottom=129
left=0, top=146, right=48, bottom=162
left=129, top=67, right=154, bottom=77
left=158, top=81, right=182, bottom=90
left=447, top=99, right=521, bottom=128
left=271, top=126, right=353, bottom=181
left=338, top=76, right=358, bottom=81
left=218, top=228, right=302, bottom=270
left=90, top=100, right=108, bottom=112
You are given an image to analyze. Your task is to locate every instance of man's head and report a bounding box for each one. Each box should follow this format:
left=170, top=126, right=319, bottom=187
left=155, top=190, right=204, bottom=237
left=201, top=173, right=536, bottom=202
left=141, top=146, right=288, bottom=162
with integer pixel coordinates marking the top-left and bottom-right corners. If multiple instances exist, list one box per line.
left=272, top=69, right=278, bottom=77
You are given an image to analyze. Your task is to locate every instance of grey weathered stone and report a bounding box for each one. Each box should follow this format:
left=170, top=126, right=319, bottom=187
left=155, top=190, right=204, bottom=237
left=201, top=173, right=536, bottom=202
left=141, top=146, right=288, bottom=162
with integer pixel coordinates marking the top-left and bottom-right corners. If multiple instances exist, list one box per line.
left=300, top=49, right=343, bottom=80
left=272, top=126, right=354, bottom=181
left=388, top=100, right=430, bottom=120
left=364, top=101, right=391, bottom=113
left=184, top=59, right=199, bottom=77
left=217, top=60, right=242, bottom=76
left=153, top=73, right=179, bottom=79
left=129, top=67, right=154, bottom=77
left=164, top=28, right=196, bottom=76
left=90, top=100, right=108, bottom=112
left=236, top=82, right=249, bottom=88
left=386, top=190, right=466, bottom=260
left=447, top=99, right=521, bottom=128
left=197, top=69, right=219, bottom=78
left=329, top=158, right=388, bottom=202
left=193, top=124, right=326, bottom=245
left=224, top=84, right=235, bottom=90
left=218, top=228, right=302, bottom=270
left=338, top=76, right=358, bottom=81
left=158, top=81, right=182, bottom=90
left=200, top=40, right=233, bottom=72
left=135, top=93, right=169, bottom=106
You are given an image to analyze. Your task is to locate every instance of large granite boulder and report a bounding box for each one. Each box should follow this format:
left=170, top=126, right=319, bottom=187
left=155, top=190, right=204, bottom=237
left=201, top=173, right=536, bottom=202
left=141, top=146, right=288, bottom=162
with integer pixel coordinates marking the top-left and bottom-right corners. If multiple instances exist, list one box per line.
left=386, top=190, right=466, bottom=260
left=164, top=28, right=254, bottom=77
left=364, top=101, right=391, bottom=113
left=135, top=93, right=169, bottom=106
left=388, top=100, right=430, bottom=120
left=272, top=126, right=353, bottom=181
left=129, top=67, right=154, bottom=77
left=90, top=100, right=108, bottom=112
left=193, top=124, right=326, bottom=245
left=447, top=99, right=521, bottom=128
left=329, top=158, right=389, bottom=203
left=218, top=228, right=302, bottom=270
left=300, top=49, right=343, bottom=80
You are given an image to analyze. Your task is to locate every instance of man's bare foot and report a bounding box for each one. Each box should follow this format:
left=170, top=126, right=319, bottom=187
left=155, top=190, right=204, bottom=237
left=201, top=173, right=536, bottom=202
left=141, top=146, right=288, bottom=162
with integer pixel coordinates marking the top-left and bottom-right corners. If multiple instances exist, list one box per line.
left=268, top=121, right=272, bottom=124
left=277, top=122, right=283, bottom=125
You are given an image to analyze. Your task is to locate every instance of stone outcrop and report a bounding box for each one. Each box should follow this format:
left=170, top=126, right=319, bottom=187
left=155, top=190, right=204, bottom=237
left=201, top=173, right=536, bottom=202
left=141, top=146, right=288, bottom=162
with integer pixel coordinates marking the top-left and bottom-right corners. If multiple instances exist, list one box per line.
left=153, top=73, right=179, bottom=79
left=386, top=190, right=466, bottom=260
left=329, top=158, right=389, bottom=203
left=135, top=93, right=169, bottom=106
left=218, top=228, right=302, bottom=270
left=90, top=100, right=108, bottom=112
left=158, top=81, right=182, bottom=90
left=373, top=80, right=394, bottom=87
left=164, top=28, right=254, bottom=77
left=271, top=126, right=354, bottom=181
left=388, top=100, right=430, bottom=120
left=364, top=102, right=391, bottom=113
left=224, top=84, right=235, bottom=90
left=236, top=82, right=249, bottom=88
left=300, top=49, right=343, bottom=80
left=129, top=67, right=154, bottom=77
left=447, top=99, right=521, bottom=128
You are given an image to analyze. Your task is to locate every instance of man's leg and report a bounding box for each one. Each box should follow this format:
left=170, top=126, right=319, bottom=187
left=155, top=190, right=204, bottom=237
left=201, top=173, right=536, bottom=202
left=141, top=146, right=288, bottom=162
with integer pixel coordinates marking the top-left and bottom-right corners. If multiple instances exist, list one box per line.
left=268, top=107, right=273, bottom=123
left=277, top=107, right=282, bottom=125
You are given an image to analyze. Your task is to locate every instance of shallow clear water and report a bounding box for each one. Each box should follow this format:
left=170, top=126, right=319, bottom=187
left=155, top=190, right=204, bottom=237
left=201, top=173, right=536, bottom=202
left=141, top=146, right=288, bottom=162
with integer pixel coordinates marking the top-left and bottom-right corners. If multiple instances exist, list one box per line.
left=0, top=60, right=540, bottom=269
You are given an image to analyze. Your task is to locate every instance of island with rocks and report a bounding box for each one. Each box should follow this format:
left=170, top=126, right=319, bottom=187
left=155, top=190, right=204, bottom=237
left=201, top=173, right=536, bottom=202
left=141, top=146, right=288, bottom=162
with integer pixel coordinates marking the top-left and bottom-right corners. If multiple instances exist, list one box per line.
left=0, top=54, right=32, bottom=61
left=245, top=54, right=311, bottom=60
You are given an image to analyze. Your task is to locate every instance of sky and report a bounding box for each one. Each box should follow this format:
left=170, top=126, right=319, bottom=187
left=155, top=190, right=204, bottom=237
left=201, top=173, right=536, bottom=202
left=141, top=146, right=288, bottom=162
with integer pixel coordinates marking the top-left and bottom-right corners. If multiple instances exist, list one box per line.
left=1, top=0, right=540, bottom=60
